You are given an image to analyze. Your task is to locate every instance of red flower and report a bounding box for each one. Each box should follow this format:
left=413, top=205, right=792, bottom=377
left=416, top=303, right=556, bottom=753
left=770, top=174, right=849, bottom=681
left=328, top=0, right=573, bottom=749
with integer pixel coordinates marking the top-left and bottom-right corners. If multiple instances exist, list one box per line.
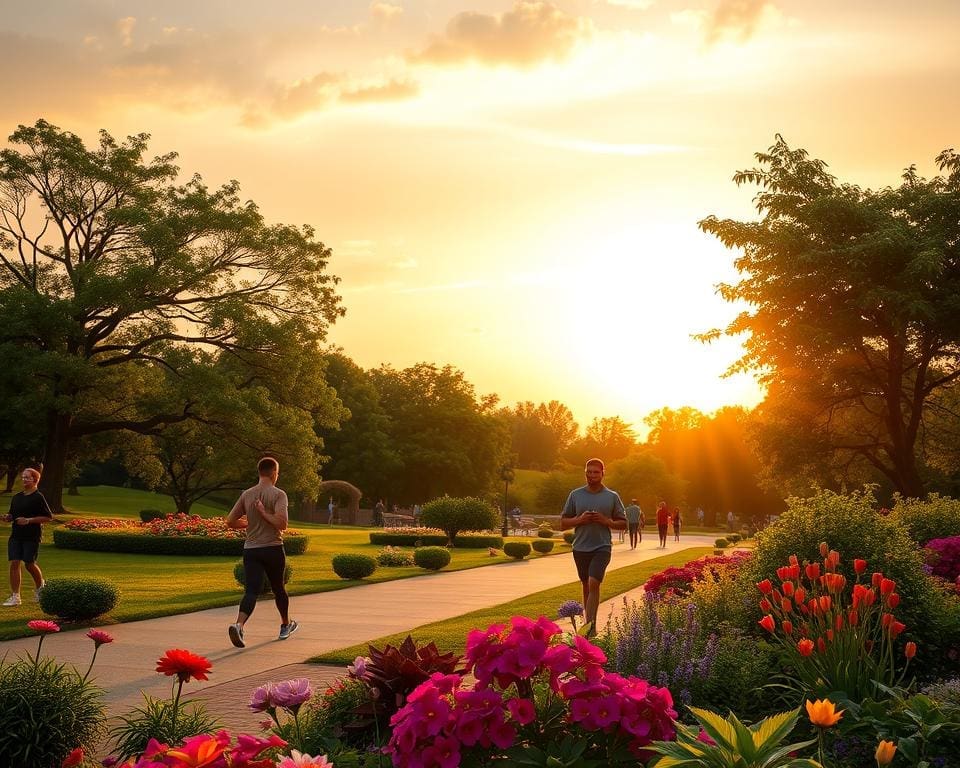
left=781, top=598, right=793, bottom=613
left=886, top=593, right=900, bottom=609
left=881, top=613, right=893, bottom=628
left=854, top=559, right=867, bottom=574
left=834, top=614, right=844, bottom=630
left=818, top=596, right=832, bottom=612
left=27, top=620, right=60, bottom=634
left=782, top=620, right=793, bottom=635
left=782, top=582, right=795, bottom=597
left=797, top=638, right=814, bottom=656
left=759, top=615, right=775, bottom=633
left=848, top=609, right=859, bottom=626
left=880, top=578, right=896, bottom=596
left=759, top=598, right=772, bottom=612
left=794, top=587, right=806, bottom=603
left=872, top=572, right=883, bottom=588
left=805, top=563, right=821, bottom=581
left=156, top=649, right=212, bottom=682
left=61, top=747, right=84, bottom=768
left=817, top=637, right=827, bottom=653
left=757, top=579, right=773, bottom=595
left=905, top=642, right=917, bottom=659
left=87, top=629, right=114, bottom=646
left=890, top=621, right=906, bottom=639
left=819, top=542, right=829, bottom=557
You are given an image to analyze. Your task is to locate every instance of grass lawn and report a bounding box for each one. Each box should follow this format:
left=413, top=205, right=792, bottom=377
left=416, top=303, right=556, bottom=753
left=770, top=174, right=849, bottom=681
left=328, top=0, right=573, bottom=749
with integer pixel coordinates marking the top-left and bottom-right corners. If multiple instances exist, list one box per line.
left=313, top=547, right=713, bottom=664
left=0, top=486, right=573, bottom=640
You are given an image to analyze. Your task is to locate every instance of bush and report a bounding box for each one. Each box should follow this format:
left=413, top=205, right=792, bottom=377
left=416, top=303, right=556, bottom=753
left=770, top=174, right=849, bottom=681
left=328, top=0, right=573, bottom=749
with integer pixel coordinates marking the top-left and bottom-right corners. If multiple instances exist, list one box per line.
left=503, top=541, right=531, bottom=560
left=377, top=546, right=415, bottom=567
left=563, top=530, right=574, bottom=544
left=727, top=532, right=742, bottom=543
left=39, top=577, right=119, bottom=621
left=924, top=536, right=960, bottom=582
left=138, top=508, right=166, bottom=522
left=289, top=679, right=372, bottom=754
left=332, top=553, right=377, bottom=580
left=111, top=694, right=219, bottom=762
left=0, top=656, right=105, bottom=768
left=537, top=526, right=554, bottom=538
left=892, top=493, right=960, bottom=545
left=414, top=546, right=452, bottom=571
left=53, top=528, right=309, bottom=556
left=452, top=532, right=504, bottom=548
left=531, top=539, right=554, bottom=553
left=714, top=537, right=729, bottom=548
left=232, top=561, right=293, bottom=593
left=420, top=496, right=499, bottom=542
left=369, top=528, right=448, bottom=547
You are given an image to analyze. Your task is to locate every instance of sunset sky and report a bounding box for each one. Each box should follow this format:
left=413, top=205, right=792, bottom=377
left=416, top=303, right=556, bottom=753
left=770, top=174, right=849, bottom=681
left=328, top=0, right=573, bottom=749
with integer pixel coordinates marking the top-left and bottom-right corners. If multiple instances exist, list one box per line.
left=3, top=1, right=958, bottom=435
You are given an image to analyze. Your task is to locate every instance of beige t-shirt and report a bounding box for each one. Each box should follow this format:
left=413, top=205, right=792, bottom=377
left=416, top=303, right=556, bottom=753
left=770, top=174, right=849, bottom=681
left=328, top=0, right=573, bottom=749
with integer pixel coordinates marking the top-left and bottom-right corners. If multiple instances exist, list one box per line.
left=231, top=482, right=288, bottom=549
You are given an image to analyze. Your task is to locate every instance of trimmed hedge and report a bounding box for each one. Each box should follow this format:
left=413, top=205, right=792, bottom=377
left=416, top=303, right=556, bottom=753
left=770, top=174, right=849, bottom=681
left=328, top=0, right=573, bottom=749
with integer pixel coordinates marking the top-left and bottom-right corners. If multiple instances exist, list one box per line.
left=727, top=533, right=742, bottom=543
left=369, top=531, right=448, bottom=547
left=531, top=539, right=554, bottom=553
left=414, top=546, right=452, bottom=571
left=332, top=554, right=377, bottom=580
left=139, top=509, right=166, bottom=523
left=714, top=538, right=729, bottom=549
left=452, top=533, right=504, bottom=549
left=39, top=577, right=119, bottom=621
left=503, top=541, right=532, bottom=560
left=563, top=530, right=574, bottom=544
left=537, top=527, right=554, bottom=539
left=53, top=528, right=309, bottom=556
left=233, top=561, right=293, bottom=593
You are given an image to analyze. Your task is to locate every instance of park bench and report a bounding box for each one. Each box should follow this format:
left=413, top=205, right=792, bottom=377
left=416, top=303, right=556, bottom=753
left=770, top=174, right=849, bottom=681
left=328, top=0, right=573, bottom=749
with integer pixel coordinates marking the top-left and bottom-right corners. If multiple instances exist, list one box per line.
left=383, top=512, right=415, bottom=528
left=509, top=516, right=537, bottom=535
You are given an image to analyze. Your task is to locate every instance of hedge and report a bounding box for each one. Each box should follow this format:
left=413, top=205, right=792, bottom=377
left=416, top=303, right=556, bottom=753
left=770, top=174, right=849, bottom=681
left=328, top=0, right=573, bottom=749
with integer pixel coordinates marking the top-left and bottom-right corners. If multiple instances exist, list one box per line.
left=369, top=531, right=448, bottom=547
left=452, top=533, right=503, bottom=549
left=53, top=528, right=309, bottom=556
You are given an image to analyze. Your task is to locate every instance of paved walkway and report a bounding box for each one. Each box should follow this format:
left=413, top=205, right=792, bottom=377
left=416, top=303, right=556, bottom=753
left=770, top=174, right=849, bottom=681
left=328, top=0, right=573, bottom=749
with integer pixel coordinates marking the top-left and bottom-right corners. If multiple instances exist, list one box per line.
left=0, top=534, right=718, bottom=738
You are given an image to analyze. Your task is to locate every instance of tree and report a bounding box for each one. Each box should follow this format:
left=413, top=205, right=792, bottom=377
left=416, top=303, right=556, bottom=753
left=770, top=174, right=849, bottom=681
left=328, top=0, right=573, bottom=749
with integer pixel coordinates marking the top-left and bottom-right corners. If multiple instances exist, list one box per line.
left=699, top=136, right=960, bottom=497
left=605, top=450, right=686, bottom=515
left=0, top=120, right=343, bottom=510
left=565, top=416, right=637, bottom=464
left=503, top=401, right=561, bottom=470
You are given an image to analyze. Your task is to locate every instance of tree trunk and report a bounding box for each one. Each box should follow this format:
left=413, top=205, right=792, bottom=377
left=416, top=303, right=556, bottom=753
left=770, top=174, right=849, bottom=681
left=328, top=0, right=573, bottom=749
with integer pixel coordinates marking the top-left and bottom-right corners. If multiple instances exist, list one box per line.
left=4, top=467, right=15, bottom=493
left=39, top=410, right=72, bottom=513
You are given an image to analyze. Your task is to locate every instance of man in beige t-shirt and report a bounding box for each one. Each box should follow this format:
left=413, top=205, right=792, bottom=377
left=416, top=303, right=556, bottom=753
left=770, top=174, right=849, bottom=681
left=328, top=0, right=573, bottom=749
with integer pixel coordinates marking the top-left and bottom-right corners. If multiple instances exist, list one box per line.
left=225, top=457, right=298, bottom=647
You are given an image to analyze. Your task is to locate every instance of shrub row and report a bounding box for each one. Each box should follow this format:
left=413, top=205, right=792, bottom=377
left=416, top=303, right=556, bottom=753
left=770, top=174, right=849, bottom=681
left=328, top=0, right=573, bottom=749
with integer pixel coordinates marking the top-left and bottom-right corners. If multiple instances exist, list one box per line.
left=368, top=531, right=503, bottom=548
left=53, top=528, right=309, bottom=556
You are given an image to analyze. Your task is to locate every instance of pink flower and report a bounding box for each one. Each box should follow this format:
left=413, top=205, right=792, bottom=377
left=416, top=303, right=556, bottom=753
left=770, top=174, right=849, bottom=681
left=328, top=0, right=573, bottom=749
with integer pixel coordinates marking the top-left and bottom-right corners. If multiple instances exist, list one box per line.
left=27, top=619, right=60, bottom=633
left=271, top=678, right=313, bottom=712
left=249, top=683, right=276, bottom=712
left=507, top=697, right=536, bottom=724
left=347, top=655, right=367, bottom=678
left=697, top=729, right=717, bottom=746
left=276, top=749, right=333, bottom=767
left=87, top=629, right=114, bottom=646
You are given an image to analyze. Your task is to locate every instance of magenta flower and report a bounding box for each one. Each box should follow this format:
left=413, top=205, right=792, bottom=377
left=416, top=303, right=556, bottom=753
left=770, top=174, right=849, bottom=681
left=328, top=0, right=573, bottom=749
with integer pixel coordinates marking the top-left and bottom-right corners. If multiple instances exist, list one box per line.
left=507, top=697, right=536, bottom=725
left=86, top=629, right=114, bottom=646
left=27, top=619, right=60, bottom=633
left=249, top=683, right=276, bottom=712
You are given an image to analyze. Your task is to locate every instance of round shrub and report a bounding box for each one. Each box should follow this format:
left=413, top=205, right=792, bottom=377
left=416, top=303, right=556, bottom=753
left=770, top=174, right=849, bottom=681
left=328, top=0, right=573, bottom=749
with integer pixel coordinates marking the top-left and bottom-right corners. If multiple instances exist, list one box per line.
left=233, top=561, right=293, bottom=593
left=503, top=541, right=532, bottom=560
left=369, top=528, right=448, bottom=547
left=332, top=554, right=378, bottom=580
left=714, top=537, right=729, bottom=549
left=537, top=526, right=554, bottom=539
left=727, top=533, right=742, bottom=543
left=414, top=546, right=451, bottom=571
left=39, top=577, right=119, bottom=621
left=0, top=656, right=106, bottom=768
left=420, top=496, right=499, bottom=543
left=532, top=539, right=554, bottom=554
left=892, top=494, right=960, bottom=546
left=453, top=533, right=504, bottom=549
left=563, top=530, right=575, bottom=544
left=139, top=508, right=166, bottom=522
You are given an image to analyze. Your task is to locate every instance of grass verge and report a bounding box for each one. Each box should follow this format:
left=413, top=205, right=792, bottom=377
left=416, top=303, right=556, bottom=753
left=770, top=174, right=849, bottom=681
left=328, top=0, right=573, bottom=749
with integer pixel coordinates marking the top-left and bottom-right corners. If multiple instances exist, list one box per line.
left=312, top=547, right=712, bottom=664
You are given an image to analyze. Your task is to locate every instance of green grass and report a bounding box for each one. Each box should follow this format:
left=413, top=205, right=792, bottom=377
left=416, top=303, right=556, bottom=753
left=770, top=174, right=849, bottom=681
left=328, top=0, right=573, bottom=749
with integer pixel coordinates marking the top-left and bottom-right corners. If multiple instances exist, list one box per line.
left=0, top=485, right=571, bottom=640
left=313, top=547, right=713, bottom=664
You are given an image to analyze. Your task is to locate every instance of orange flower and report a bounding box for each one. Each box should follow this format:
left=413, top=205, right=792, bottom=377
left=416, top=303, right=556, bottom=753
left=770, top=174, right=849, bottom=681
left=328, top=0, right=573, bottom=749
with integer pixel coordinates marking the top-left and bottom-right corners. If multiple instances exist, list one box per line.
left=165, top=735, right=227, bottom=768
left=905, top=642, right=917, bottom=659
left=806, top=698, right=844, bottom=728
left=797, top=638, right=814, bottom=657
left=759, top=615, right=775, bottom=633
left=875, top=740, right=897, bottom=766
left=61, top=748, right=84, bottom=768
left=156, top=648, right=212, bottom=683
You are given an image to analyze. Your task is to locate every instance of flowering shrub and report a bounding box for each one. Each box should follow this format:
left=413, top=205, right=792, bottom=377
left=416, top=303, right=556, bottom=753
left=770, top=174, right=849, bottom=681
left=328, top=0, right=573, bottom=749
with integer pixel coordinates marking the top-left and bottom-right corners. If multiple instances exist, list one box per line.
left=377, top=545, right=415, bottom=567
left=384, top=616, right=677, bottom=767
left=644, top=551, right=752, bottom=596
left=146, top=513, right=246, bottom=539
left=756, top=544, right=914, bottom=700
left=924, top=536, right=960, bottom=582
left=64, top=517, right=138, bottom=531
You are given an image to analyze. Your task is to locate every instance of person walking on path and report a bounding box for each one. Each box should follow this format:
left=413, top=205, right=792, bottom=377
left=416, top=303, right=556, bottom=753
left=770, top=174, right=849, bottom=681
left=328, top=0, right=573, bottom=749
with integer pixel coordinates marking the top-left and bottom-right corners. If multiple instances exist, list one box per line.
left=560, top=458, right=627, bottom=635
left=327, top=497, right=335, bottom=525
left=673, top=507, right=682, bottom=541
left=624, top=498, right=643, bottom=550
left=656, top=501, right=669, bottom=549
left=3, top=467, right=53, bottom=606
left=226, top=457, right=298, bottom=647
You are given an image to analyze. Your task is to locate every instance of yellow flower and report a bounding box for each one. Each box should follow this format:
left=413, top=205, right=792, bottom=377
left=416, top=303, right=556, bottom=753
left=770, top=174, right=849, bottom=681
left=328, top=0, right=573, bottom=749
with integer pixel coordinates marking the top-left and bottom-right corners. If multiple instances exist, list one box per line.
left=805, top=698, right=844, bottom=728
left=875, top=740, right=897, bottom=766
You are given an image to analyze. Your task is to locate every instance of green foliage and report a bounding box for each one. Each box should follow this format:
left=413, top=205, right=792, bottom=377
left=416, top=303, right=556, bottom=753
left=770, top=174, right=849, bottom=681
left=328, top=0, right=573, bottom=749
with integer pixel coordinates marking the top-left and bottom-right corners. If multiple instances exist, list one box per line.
left=504, top=541, right=532, bottom=560
left=368, top=529, right=447, bottom=547
left=111, top=694, right=219, bottom=762
left=537, top=525, right=554, bottom=538
left=563, top=530, right=575, bottom=544
left=0, top=656, right=106, bottom=768
left=532, top=539, right=555, bottom=553
left=332, top=554, right=378, bottom=580
left=53, top=528, right=308, bottom=555
left=648, top=706, right=819, bottom=767
left=506, top=733, right=605, bottom=767
left=291, top=679, right=373, bottom=754
left=691, top=629, right=781, bottom=722
left=139, top=508, right=165, bottom=522
left=714, top=537, right=730, bottom=548
left=891, top=493, right=960, bottom=545
left=452, top=533, right=504, bottom=548
left=420, top=496, right=499, bottom=542
left=376, top=546, right=415, bottom=567
left=232, top=560, right=293, bottom=593
left=535, top=469, right=586, bottom=516
left=39, top=577, right=119, bottom=621
left=728, top=533, right=742, bottom=543
left=688, top=561, right=753, bottom=633
left=414, top=546, right=451, bottom=571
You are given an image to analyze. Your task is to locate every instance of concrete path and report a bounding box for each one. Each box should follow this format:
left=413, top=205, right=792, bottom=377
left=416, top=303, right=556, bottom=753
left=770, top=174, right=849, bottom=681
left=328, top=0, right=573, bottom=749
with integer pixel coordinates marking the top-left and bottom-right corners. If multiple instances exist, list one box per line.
left=0, top=534, right=717, bottom=737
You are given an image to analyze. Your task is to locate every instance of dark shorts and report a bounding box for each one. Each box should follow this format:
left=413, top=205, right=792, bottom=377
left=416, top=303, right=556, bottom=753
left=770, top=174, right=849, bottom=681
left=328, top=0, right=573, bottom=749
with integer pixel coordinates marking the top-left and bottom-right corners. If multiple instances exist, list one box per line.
left=8, top=539, right=40, bottom=563
left=573, top=548, right=612, bottom=582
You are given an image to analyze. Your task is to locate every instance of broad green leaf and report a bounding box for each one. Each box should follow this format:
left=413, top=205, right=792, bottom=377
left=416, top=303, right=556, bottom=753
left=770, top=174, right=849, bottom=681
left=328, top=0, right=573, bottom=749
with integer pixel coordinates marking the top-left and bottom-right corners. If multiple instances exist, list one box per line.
left=689, top=706, right=739, bottom=750
left=729, top=711, right=758, bottom=761
left=751, top=709, right=799, bottom=752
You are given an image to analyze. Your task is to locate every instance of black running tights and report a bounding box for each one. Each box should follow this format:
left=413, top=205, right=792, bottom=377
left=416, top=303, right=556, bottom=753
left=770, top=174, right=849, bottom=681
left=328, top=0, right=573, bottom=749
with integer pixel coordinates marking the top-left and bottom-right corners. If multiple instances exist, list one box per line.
left=240, top=545, right=288, bottom=619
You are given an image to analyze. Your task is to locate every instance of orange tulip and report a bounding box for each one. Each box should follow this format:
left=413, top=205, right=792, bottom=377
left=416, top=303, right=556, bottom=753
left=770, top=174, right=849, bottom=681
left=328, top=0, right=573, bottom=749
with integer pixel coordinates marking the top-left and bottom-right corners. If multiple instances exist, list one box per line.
left=875, top=740, right=897, bottom=766
left=797, top=638, right=814, bottom=657
left=905, top=641, right=917, bottom=659
left=759, top=615, right=775, bottom=633
left=806, top=698, right=844, bottom=728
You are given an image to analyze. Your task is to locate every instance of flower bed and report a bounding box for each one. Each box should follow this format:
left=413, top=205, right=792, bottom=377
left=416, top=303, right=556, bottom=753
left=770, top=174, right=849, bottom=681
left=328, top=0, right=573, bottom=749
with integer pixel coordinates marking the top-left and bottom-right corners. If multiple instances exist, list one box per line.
left=54, top=526, right=309, bottom=556
left=644, top=550, right=752, bottom=596
left=63, top=517, right=138, bottom=531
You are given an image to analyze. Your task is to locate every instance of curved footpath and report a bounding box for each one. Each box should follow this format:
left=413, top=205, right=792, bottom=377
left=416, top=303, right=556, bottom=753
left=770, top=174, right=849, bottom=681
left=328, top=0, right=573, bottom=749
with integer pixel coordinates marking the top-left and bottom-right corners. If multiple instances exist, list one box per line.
left=0, top=534, right=717, bottom=738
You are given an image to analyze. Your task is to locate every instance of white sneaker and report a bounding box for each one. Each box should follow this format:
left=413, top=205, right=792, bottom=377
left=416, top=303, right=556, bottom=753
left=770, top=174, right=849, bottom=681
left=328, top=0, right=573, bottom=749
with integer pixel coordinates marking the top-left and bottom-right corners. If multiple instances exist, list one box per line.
left=34, top=583, right=45, bottom=602
left=3, top=594, right=21, bottom=607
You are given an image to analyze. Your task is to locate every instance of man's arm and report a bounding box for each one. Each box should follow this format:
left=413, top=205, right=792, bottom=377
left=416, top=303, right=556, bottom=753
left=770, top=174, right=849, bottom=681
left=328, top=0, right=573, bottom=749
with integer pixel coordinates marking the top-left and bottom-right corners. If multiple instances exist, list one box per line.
left=15, top=495, right=54, bottom=526
left=226, top=496, right=248, bottom=529
left=256, top=495, right=289, bottom=531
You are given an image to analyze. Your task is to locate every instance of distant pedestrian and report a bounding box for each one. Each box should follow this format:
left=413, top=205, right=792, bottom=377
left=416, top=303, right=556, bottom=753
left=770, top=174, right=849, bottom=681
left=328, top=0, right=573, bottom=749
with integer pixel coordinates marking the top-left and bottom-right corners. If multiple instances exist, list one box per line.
left=624, top=498, right=643, bottom=550
left=3, top=467, right=53, bottom=607
left=673, top=507, right=682, bottom=541
left=560, top=459, right=627, bottom=635
left=656, top=501, right=669, bottom=548
left=327, top=497, right=335, bottom=525
left=696, top=507, right=704, bottom=526
left=727, top=510, right=735, bottom=532
left=413, top=503, right=421, bottom=523
left=225, top=457, right=298, bottom=647
left=373, top=499, right=385, bottom=527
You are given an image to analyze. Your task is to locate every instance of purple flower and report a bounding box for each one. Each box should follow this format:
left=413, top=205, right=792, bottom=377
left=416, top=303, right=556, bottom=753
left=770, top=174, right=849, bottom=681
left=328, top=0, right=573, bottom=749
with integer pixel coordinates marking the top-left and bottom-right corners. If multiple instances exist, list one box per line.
left=347, top=655, right=368, bottom=678
left=558, top=600, right=584, bottom=619
left=249, top=682, right=276, bottom=712
left=272, top=678, right=313, bottom=712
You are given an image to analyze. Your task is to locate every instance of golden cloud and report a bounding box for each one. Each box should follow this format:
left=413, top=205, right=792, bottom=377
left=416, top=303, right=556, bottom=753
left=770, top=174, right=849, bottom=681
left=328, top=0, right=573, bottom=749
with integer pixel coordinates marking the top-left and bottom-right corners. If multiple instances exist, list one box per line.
left=705, top=0, right=776, bottom=44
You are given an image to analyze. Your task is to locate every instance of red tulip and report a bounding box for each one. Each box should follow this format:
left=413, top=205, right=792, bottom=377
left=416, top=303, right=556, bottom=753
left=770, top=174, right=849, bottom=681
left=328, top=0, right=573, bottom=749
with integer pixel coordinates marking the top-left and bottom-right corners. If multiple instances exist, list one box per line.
left=783, top=581, right=795, bottom=597
left=848, top=609, right=859, bottom=626
left=805, top=563, right=821, bottom=581
left=759, top=615, right=775, bottom=633
left=854, top=559, right=867, bottom=574
left=834, top=613, right=844, bottom=630
left=819, top=542, right=829, bottom=557
left=890, top=621, right=906, bottom=639
left=781, top=598, right=793, bottom=613
left=818, top=595, right=832, bottom=612
left=826, top=629, right=834, bottom=642
left=789, top=554, right=799, bottom=566
left=886, top=593, right=900, bottom=609
left=881, top=613, right=894, bottom=628
left=782, top=620, right=794, bottom=635
left=880, top=578, right=896, bottom=596
left=759, top=598, right=772, bottom=613
left=872, top=572, right=883, bottom=588
left=757, top=579, right=773, bottom=595
left=794, top=587, right=806, bottom=603
left=817, top=637, right=827, bottom=653
left=797, top=638, right=814, bottom=657
left=905, top=641, right=917, bottom=659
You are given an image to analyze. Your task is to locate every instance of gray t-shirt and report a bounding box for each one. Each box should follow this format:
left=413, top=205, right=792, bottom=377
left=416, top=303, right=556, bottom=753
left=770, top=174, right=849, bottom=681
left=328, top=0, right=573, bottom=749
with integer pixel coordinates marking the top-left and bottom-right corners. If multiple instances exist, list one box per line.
left=231, top=482, right=289, bottom=549
left=562, top=485, right=626, bottom=552
left=625, top=504, right=642, bottom=525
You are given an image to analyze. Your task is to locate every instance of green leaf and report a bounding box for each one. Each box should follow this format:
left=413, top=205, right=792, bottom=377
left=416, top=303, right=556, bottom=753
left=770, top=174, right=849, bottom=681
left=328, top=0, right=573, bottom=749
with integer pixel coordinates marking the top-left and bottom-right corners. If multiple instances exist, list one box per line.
left=751, top=709, right=800, bottom=753
left=689, top=707, right=739, bottom=751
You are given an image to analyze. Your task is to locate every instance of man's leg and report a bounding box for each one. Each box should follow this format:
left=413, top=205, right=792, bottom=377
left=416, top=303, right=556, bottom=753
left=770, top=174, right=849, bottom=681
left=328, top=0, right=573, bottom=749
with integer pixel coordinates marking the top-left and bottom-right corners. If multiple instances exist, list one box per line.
left=9, top=559, right=21, bottom=594
left=262, top=546, right=290, bottom=625
left=585, top=577, right=602, bottom=630
left=24, top=561, right=43, bottom=588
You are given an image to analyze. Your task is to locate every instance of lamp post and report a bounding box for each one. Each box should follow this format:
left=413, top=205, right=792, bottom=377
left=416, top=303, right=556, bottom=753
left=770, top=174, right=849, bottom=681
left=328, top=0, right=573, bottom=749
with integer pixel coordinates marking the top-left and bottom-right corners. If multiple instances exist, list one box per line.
left=500, top=463, right=514, bottom=537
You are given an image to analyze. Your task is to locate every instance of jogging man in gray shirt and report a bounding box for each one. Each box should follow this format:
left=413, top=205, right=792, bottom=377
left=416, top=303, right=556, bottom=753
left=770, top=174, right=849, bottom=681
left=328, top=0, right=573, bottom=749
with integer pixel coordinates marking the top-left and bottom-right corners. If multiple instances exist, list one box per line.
left=560, top=458, right=627, bottom=635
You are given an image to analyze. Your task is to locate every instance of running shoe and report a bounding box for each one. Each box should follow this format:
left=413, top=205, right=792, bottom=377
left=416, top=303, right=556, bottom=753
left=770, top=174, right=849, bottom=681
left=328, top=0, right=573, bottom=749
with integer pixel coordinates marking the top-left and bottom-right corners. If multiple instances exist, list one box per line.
left=3, top=594, right=21, bottom=607
left=278, top=620, right=299, bottom=640
left=228, top=623, right=245, bottom=648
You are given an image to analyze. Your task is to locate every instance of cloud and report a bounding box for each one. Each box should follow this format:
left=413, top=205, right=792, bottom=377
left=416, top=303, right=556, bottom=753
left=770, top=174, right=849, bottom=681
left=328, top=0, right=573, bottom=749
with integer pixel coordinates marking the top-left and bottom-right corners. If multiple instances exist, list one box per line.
left=370, top=1, right=403, bottom=24
left=704, top=0, right=776, bottom=44
left=414, top=0, right=593, bottom=68
left=602, top=0, right=655, bottom=9
left=340, top=78, right=419, bottom=104
left=116, top=16, right=136, bottom=47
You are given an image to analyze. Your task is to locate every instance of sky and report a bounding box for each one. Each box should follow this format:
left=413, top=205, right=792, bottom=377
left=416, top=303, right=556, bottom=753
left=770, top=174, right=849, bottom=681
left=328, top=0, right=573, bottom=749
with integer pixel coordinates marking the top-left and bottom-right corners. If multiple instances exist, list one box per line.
left=2, top=0, right=958, bottom=435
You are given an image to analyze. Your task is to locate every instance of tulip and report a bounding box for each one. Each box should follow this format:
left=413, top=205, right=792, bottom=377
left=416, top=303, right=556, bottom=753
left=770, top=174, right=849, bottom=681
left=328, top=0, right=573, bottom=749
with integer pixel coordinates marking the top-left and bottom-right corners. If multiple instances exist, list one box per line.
left=880, top=578, right=896, bottom=596
left=777, top=566, right=791, bottom=581
left=781, top=598, right=793, bottom=613
left=817, top=637, right=827, bottom=654
left=782, top=620, right=793, bottom=635
left=757, top=579, right=773, bottom=595
left=881, top=613, right=894, bottom=628
left=905, top=641, right=917, bottom=659
left=834, top=613, right=844, bottom=630
left=872, top=572, right=883, bottom=588
left=848, top=609, right=859, bottom=626
left=890, top=621, right=906, bottom=639
left=759, top=615, right=775, bottom=633
left=854, top=558, right=867, bottom=574
left=818, top=595, right=832, bottom=612
left=819, top=542, right=829, bottom=557
left=875, top=740, right=897, bottom=766
left=805, top=563, right=821, bottom=581
left=782, top=581, right=795, bottom=597
left=864, top=590, right=877, bottom=606
left=790, top=564, right=801, bottom=580
left=794, top=587, right=806, bottom=603
left=759, top=598, right=772, bottom=612
left=806, top=698, right=844, bottom=727
left=886, top=593, right=900, bottom=609
left=797, top=638, right=814, bottom=657
left=826, top=629, right=834, bottom=642
left=789, top=554, right=799, bottom=566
